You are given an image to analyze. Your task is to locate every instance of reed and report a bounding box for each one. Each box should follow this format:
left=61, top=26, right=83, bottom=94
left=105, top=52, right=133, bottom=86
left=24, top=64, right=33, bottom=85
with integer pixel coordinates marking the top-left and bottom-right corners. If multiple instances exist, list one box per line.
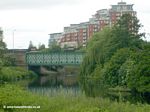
left=0, top=84, right=150, bottom=112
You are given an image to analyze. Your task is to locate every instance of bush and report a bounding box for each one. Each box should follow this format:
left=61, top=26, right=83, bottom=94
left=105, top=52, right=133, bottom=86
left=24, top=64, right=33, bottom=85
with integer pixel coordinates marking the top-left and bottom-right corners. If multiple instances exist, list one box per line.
left=0, top=67, right=37, bottom=83
left=0, top=84, right=150, bottom=112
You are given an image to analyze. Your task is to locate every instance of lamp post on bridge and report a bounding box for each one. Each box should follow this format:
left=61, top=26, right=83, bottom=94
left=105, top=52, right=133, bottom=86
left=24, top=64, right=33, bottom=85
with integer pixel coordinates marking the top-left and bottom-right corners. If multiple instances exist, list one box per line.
left=12, top=29, right=16, bottom=53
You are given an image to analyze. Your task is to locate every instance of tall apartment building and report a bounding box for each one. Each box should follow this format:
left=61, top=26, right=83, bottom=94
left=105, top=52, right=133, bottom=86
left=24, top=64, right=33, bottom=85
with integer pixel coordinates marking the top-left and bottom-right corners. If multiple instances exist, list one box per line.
left=109, top=2, right=136, bottom=25
left=48, top=33, right=62, bottom=47
left=60, top=24, right=79, bottom=48
left=77, top=22, right=89, bottom=47
left=49, top=1, right=136, bottom=48
left=88, top=17, right=99, bottom=39
left=95, top=9, right=110, bottom=31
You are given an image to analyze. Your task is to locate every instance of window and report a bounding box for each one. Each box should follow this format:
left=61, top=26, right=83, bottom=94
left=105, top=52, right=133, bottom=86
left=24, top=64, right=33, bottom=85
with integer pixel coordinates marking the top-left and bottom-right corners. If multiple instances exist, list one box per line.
left=94, top=29, right=97, bottom=32
left=83, top=33, right=86, bottom=36
left=83, top=29, right=86, bottom=32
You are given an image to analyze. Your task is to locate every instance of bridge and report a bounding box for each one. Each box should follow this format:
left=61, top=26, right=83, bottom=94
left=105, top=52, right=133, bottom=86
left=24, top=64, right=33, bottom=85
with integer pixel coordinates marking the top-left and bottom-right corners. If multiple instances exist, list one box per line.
left=26, top=52, right=85, bottom=66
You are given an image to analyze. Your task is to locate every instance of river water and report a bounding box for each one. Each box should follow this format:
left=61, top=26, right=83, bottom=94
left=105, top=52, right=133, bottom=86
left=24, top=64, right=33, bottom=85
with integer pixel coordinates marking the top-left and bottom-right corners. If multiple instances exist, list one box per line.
left=27, top=66, right=149, bottom=103
left=28, top=66, right=82, bottom=97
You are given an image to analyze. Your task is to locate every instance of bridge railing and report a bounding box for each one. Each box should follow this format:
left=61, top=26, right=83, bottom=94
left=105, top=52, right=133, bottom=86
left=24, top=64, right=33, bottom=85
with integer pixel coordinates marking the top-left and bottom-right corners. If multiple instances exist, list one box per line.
left=26, top=52, right=85, bottom=66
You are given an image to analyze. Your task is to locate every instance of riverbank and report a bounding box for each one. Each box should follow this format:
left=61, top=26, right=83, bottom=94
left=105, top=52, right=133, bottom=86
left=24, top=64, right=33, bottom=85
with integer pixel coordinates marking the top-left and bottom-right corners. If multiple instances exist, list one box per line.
left=0, top=67, right=36, bottom=83
left=0, top=84, right=150, bottom=112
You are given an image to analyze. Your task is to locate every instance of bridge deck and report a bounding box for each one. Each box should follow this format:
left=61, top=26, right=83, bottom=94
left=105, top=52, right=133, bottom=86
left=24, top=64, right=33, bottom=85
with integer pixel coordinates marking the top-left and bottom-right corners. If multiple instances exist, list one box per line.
left=26, top=52, right=84, bottom=66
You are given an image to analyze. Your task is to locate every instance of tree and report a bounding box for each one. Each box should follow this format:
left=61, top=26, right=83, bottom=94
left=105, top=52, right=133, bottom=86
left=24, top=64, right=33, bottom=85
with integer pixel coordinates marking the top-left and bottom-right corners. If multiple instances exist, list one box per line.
left=28, top=41, right=34, bottom=49
left=79, top=14, right=146, bottom=96
left=38, top=43, right=45, bottom=51
left=112, top=14, right=144, bottom=49
left=0, top=35, right=7, bottom=68
left=126, top=43, right=150, bottom=93
left=79, top=28, right=113, bottom=94
left=28, top=41, right=37, bottom=51
left=0, top=31, right=15, bottom=67
left=0, top=40, right=7, bottom=58
left=102, top=48, right=131, bottom=87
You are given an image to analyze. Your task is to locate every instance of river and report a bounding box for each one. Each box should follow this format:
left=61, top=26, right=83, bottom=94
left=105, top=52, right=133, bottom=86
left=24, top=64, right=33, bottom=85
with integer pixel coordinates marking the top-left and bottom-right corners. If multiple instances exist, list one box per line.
left=26, top=66, right=149, bottom=104
left=28, top=66, right=82, bottom=97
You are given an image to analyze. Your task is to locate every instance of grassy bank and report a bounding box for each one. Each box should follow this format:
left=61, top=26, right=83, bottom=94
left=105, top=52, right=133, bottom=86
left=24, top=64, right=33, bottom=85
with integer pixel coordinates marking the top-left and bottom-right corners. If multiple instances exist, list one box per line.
left=0, top=67, right=36, bottom=83
left=0, top=84, right=150, bottom=112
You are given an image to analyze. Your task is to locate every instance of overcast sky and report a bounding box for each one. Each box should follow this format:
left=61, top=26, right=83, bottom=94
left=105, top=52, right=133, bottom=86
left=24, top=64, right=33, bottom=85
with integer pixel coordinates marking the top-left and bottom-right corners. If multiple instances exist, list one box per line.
left=0, top=0, right=150, bottom=49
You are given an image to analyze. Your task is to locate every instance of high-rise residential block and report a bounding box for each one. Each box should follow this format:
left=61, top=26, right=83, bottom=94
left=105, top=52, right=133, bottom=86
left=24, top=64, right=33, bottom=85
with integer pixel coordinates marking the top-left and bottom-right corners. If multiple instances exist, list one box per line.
left=109, top=2, right=136, bottom=25
left=49, top=1, right=136, bottom=48
left=48, top=33, right=62, bottom=47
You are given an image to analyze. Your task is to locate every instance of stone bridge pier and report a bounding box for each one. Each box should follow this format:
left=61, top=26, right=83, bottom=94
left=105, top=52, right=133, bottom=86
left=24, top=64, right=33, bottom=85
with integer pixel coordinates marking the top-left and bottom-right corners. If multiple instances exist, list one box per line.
left=28, top=65, right=63, bottom=75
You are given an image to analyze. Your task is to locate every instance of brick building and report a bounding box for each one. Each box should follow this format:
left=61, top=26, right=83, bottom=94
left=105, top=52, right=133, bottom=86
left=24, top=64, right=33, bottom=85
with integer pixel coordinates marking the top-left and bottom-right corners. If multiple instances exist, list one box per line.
left=95, top=9, right=110, bottom=30
left=49, top=1, right=136, bottom=48
left=48, top=33, right=62, bottom=47
left=60, top=25, right=79, bottom=48
left=88, top=17, right=99, bottom=39
left=109, top=2, right=136, bottom=25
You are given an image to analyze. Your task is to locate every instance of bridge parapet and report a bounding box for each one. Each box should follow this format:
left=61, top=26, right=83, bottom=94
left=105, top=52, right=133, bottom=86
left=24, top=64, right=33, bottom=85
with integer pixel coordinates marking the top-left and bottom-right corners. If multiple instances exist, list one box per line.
left=26, top=52, right=85, bottom=66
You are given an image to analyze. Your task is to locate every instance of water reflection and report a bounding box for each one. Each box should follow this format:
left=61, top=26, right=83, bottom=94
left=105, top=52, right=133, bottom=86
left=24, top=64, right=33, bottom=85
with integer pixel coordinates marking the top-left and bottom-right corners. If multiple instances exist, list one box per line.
left=28, top=75, right=78, bottom=87
left=28, top=86, right=81, bottom=97
left=27, top=66, right=149, bottom=104
left=28, top=66, right=80, bottom=97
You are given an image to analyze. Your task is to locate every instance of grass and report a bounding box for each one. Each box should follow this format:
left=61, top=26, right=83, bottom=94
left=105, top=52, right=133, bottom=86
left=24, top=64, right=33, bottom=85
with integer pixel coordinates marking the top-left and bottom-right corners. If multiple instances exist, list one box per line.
left=0, top=84, right=150, bottom=112
left=0, top=67, right=36, bottom=83
left=28, top=86, right=81, bottom=97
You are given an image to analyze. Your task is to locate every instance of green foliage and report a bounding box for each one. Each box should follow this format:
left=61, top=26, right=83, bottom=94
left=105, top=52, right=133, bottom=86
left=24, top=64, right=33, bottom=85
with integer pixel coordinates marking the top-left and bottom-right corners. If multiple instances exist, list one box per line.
left=0, top=37, right=15, bottom=67
left=0, top=40, right=7, bottom=55
left=41, top=44, right=61, bottom=53
left=49, top=44, right=61, bottom=52
left=48, top=39, right=62, bottom=52
left=38, top=43, right=45, bottom=51
left=0, top=84, right=150, bottom=112
left=126, top=45, right=150, bottom=92
left=80, top=28, right=113, bottom=83
left=0, top=67, right=36, bottom=83
left=79, top=14, right=149, bottom=96
left=0, top=40, right=7, bottom=65
left=102, top=48, right=131, bottom=87
left=0, top=84, right=48, bottom=112
left=113, top=14, right=144, bottom=49
left=28, top=41, right=34, bottom=49
left=116, top=42, right=150, bottom=93
left=1, top=54, right=15, bottom=66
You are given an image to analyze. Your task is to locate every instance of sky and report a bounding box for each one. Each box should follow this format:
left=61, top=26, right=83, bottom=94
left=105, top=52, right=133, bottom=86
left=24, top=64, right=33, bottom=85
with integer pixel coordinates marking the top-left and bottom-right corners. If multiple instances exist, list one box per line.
left=0, top=0, right=150, bottom=49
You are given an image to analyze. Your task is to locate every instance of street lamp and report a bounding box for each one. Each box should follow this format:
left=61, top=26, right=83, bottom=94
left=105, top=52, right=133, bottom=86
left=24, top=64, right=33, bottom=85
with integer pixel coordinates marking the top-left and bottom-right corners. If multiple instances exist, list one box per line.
left=12, top=29, right=16, bottom=53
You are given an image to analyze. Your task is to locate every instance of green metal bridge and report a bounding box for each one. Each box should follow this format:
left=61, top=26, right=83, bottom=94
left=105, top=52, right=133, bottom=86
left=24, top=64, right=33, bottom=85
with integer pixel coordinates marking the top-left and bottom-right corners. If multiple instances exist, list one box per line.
left=26, top=52, right=85, bottom=66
